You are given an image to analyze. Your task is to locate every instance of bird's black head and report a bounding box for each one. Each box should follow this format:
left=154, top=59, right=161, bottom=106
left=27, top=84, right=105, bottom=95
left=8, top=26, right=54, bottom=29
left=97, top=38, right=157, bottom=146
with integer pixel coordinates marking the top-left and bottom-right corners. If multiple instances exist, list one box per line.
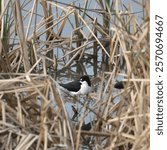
left=80, top=75, right=91, bottom=86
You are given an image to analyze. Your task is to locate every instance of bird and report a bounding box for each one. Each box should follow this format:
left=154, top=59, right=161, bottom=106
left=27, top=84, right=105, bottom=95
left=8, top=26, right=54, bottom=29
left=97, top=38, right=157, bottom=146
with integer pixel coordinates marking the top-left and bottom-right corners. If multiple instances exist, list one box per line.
left=59, top=75, right=92, bottom=95
left=114, top=81, right=124, bottom=89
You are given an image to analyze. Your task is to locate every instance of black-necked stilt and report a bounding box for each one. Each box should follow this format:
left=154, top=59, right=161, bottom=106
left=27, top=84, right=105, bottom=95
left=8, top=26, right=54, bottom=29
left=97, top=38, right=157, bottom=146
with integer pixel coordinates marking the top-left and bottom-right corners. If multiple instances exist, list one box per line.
left=59, top=75, right=92, bottom=95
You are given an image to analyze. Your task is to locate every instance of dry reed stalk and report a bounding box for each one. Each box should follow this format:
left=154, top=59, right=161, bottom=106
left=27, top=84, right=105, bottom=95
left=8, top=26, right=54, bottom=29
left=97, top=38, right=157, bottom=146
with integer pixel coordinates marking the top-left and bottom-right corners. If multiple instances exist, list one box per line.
left=0, top=73, right=75, bottom=149
left=13, top=0, right=30, bottom=72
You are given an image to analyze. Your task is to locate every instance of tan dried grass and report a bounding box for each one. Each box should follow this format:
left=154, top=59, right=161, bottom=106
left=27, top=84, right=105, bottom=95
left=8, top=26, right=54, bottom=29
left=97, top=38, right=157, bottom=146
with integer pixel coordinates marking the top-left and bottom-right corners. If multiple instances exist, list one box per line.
left=0, top=0, right=149, bottom=149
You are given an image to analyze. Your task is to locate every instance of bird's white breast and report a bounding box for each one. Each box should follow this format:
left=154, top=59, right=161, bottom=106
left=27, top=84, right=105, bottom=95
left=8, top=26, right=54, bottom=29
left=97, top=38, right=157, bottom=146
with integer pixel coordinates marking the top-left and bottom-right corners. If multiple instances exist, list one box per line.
left=70, top=81, right=91, bottom=95
left=79, top=81, right=92, bottom=94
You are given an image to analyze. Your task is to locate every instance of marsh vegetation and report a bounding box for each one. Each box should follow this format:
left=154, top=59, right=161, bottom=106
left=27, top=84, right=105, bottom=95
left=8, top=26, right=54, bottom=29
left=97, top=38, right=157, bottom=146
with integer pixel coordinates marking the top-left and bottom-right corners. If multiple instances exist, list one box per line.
left=0, top=0, right=149, bottom=149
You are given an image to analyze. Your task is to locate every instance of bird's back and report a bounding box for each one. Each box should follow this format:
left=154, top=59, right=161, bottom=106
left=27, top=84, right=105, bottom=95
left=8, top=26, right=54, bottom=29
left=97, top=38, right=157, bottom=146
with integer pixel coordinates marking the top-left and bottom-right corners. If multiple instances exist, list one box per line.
left=59, top=80, right=81, bottom=92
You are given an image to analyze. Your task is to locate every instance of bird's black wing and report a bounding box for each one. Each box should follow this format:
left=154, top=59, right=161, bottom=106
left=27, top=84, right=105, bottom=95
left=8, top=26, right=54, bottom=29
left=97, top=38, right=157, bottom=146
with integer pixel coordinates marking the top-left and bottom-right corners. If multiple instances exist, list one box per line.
left=81, top=122, right=92, bottom=131
left=59, top=80, right=81, bottom=92
left=114, top=81, right=124, bottom=89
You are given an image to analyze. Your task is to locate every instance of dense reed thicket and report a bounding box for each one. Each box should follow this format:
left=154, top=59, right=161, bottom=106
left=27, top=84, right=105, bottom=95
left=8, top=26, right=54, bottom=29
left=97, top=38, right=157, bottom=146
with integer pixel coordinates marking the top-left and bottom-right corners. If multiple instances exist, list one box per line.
left=0, top=0, right=149, bottom=149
